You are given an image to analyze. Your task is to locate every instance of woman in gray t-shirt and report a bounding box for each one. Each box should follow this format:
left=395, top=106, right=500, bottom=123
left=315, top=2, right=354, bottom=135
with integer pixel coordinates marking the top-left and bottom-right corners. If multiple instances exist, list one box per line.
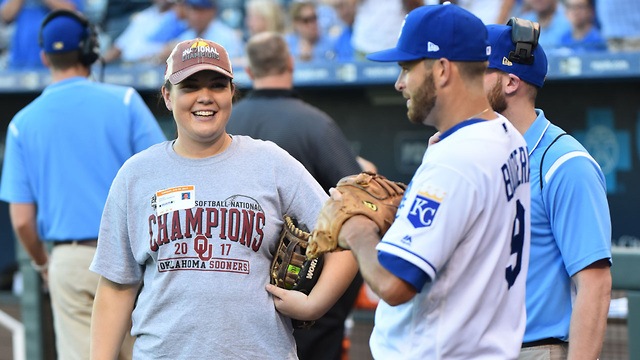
left=89, top=38, right=359, bottom=359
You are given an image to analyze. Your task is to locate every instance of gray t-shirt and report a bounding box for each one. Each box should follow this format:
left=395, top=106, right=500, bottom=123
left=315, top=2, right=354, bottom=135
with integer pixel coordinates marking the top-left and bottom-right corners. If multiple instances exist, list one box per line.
left=91, top=136, right=328, bottom=359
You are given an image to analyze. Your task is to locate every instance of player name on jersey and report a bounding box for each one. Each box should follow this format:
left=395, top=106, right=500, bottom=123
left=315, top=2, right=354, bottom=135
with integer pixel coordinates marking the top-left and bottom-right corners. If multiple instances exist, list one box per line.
left=502, top=146, right=530, bottom=201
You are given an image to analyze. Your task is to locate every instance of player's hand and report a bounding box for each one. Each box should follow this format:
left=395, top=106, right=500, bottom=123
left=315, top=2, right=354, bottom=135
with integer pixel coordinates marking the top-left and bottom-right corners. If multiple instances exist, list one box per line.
left=265, top=283, right=313, bottom=320
left=338, top=215, right=379, bottom=250
left=327, top=188, right=349, bottom=249
left=327, top=188, right=381, bottom=249
left=428, top=132, right=441, bottom=146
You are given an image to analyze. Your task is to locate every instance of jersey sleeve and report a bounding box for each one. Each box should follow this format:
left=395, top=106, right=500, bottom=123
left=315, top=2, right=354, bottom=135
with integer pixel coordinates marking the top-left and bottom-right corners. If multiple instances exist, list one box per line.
left=376, top=164, right=480, bottom=292
left=90, top=167, right=144, bottom=284
left=126, top=88, right=167, bottom=153
left=0, top=119, right=35, bottom=203
left=543, top=153, right=612, bottom=276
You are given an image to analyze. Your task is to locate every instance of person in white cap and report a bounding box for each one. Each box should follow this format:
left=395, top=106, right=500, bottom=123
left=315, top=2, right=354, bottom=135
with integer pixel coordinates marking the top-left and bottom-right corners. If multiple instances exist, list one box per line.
left=89, top=38, right=358, bottom=359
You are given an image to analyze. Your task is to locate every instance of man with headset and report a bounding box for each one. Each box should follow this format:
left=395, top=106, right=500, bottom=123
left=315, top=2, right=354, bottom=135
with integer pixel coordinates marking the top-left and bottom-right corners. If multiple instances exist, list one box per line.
left=0, top=9, right=166, bottom=359
left=483, top=19, right=612, bottom=359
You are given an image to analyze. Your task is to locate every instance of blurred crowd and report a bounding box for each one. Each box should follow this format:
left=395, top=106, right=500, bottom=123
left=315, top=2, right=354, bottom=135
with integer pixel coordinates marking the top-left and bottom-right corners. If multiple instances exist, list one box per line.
left=1, top=0, right=639, bottom=70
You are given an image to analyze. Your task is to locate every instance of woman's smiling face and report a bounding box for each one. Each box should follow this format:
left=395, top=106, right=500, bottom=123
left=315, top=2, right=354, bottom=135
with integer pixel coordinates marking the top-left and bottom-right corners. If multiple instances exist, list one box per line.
left=163, top=70, right=235, bottom=151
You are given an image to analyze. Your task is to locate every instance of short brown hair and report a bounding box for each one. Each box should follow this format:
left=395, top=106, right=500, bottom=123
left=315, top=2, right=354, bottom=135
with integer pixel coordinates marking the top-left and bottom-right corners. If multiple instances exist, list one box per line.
left=456, top=61, right=488, bottom=83
left=45, top=50, right=82, bottom=70
left=246, top=32, right=290, bottom=78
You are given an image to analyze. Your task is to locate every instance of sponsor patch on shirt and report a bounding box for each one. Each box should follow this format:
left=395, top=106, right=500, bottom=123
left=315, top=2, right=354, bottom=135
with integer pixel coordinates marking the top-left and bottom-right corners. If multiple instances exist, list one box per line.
left=407, top=189, right=445, bottom=228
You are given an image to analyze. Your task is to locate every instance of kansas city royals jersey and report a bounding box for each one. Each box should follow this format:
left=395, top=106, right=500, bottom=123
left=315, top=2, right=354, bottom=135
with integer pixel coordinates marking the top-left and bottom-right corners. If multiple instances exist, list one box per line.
left=372, top=114, right=531, bottom=359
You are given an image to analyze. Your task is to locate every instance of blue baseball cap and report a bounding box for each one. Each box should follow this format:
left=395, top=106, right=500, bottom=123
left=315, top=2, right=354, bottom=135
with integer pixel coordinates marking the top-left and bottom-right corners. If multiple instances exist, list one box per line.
left=40, top=14, right=88, bottom=53
left=486, top=24, right=548, bottom=88
left=184, top=0, right=216, bottom=8
left=366, top=3, right=490, bottom=63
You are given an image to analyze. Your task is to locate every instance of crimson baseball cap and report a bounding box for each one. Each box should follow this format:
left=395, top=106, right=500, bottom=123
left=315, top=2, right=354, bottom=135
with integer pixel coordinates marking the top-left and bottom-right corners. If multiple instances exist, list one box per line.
left=366, top=3, right=490, bottom=63
left=40, top=13, right=88, bottom=53
left=165, top=38, right=233, bottom=85
left=486, top=24, right=548, bottom=88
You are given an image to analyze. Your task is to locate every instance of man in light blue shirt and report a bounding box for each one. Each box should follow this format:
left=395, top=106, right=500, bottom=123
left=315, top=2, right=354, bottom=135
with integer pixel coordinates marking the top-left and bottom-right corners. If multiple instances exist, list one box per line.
left=0, top=10, right=165, bottom=359
left=484, top=19, right=612, bottom=360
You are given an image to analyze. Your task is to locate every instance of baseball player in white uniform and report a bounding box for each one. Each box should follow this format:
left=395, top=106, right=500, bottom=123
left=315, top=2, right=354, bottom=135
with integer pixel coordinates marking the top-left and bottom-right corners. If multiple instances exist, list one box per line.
left=335, top=4, right=531, bottom=359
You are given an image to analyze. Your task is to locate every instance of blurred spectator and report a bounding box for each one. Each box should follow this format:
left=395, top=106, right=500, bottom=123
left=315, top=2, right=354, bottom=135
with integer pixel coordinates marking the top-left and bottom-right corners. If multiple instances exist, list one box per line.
left=101, top=0, right=187, bottom=64
left=402, top=0, right=423, bottom=12
left=508, top=0, right=528, bottom=17
left=156, top=0, right=244, bottom=64
left=148, top=0, right=189, bottom=42
left=329, top=0, right=356, bottom=61
left=518, top=0, right=571, bottom=50
left=596, top=0, right=640, bottom=52
left=0, top=19, right=11, bottom=68
left=244, top=0, right=285, bottom=39
left=0, top=0, right=82, bottom=68
left=351, top=0, right=407, bottom=58
left=557, top=0, right=606, bottom=53
left=179, top=0, right=243, bottom=58
left=314, top=0, right=341, bottom=35
left=456, top=0, right=515, bottom=24
left=286, top=1, right=335, bottom=62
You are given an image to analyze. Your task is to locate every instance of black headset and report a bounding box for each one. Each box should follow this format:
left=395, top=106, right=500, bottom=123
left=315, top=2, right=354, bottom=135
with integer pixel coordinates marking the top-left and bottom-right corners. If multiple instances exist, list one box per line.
left=506, top=17, right=540, bottom=66
left=38, top=9, right=100, bottom=66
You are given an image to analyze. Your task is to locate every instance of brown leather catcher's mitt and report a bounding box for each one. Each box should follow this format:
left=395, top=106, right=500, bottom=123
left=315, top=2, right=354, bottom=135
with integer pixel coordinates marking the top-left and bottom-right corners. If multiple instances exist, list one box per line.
left=270, top=215, right=324, bottom=329
left=306, top=172, right=407, bottom=260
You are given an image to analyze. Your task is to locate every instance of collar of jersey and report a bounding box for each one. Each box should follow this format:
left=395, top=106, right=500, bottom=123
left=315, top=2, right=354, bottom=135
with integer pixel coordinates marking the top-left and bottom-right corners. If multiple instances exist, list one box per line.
left=43, top=77, right=87, bottom=95
left=439, top=119, right=485, bottom=141
left=523, top=108, right=551, bottom=156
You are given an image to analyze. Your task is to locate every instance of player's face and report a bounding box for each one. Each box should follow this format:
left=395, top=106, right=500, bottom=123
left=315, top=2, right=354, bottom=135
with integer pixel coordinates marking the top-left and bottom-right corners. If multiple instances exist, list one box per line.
left=396, top=59, right=437, bottom=124
left=484, top=69, right=507, bottom=114
left=163, top=70, right=235, bottom=151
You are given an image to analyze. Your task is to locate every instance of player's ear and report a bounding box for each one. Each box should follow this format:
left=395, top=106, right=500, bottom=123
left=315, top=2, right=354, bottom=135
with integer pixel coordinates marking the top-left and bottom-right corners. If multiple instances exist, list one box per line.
left=504, top=73, right=521, bottom=96
left=40, top=50, right=50, bottom=68
left=434, top=58, right=450, bottom=88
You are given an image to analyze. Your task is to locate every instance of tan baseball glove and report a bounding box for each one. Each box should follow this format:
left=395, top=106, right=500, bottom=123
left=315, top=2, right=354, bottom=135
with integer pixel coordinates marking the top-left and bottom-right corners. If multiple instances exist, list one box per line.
left=306, top=172, right=407, bottom=259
